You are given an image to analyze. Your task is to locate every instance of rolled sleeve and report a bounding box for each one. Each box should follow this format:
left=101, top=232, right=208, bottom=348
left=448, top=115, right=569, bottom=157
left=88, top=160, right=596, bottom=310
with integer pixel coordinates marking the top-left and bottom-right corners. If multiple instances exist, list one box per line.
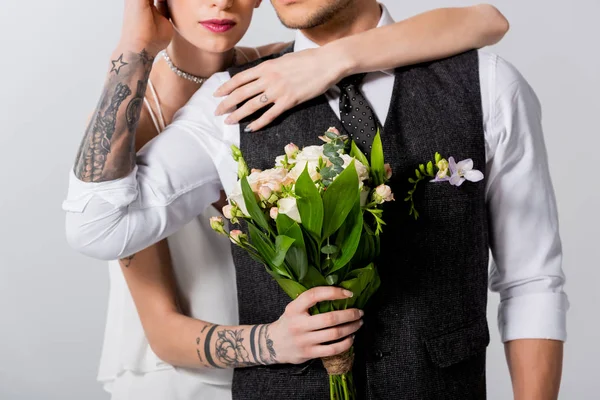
left=63, top=74, right=229, bottom=260
left=484, top=54, right=569, bottom=342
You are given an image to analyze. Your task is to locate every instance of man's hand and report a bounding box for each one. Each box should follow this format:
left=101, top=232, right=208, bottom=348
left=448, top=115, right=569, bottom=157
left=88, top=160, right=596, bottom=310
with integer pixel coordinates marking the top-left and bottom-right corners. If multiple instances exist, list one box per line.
left=505, top=339, right=563, bottom=400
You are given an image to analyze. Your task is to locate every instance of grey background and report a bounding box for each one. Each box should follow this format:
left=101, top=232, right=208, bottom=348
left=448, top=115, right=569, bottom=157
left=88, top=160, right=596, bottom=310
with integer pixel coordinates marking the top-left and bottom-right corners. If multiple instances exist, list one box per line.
left=0, top=0, right=597, bottom=399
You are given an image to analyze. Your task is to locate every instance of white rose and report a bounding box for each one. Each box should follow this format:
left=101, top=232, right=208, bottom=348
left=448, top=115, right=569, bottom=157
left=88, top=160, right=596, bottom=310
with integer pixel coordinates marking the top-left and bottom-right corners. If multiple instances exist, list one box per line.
left=286, top=146, right=327, bottom=182
left=278, top=197, right=302, bottom=223
left=340, top=154, right=369, bottom=182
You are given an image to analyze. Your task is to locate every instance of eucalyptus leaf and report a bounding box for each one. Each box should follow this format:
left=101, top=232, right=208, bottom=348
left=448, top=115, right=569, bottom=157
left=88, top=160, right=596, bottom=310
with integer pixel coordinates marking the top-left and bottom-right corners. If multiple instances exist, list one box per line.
left=295, top=166, right=323, bottom=239
left=321, top=244, right=339, bottom=255
left=326, top=274, right=339, bottom=285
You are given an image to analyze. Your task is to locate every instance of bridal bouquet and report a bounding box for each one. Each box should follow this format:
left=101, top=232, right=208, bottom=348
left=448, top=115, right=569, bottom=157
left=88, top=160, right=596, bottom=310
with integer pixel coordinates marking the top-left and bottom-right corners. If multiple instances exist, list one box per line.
left=210, top=127, right=394, bottom=400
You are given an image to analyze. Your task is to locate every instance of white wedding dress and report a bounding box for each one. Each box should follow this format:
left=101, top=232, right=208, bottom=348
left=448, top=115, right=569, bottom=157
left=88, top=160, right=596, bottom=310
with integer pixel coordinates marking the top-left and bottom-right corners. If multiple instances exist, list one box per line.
left=96, top=45, right=258, bottom=399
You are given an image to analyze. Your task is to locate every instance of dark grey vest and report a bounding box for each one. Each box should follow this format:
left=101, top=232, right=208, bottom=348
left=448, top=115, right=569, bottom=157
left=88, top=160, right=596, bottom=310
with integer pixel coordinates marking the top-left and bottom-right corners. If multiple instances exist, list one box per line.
left=228, top=48, right=490, bottom=400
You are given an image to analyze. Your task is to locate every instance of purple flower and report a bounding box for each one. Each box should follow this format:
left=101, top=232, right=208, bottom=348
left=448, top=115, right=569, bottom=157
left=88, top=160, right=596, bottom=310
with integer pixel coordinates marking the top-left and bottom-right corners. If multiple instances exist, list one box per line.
left=448, top=157, right=484, bottom=187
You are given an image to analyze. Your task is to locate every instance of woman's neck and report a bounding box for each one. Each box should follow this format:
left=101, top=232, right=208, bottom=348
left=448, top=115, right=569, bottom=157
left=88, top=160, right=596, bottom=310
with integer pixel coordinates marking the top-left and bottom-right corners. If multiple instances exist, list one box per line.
left=166, top=33, right=235, bottom=79
left=148, top=32, right=236, bottom=119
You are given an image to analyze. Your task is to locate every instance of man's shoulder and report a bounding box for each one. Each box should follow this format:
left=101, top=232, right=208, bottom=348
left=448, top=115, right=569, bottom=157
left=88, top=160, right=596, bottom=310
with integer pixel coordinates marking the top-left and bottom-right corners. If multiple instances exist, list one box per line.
left=229, top=44, right=294, bottom=76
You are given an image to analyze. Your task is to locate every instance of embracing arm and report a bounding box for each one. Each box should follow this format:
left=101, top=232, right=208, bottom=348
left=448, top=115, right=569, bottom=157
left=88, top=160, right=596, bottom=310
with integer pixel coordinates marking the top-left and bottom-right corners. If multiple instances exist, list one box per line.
left=216, top=4, right=509, bottom=129
left=119, top=242, right=362, bottom=368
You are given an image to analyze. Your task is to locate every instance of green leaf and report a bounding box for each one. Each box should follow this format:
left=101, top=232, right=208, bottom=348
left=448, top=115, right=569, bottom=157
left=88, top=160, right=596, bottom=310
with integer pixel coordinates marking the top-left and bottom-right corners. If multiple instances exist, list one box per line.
left=295, top=166, right=323, bottom=239
left=435, top=152, right=442, bottom=164
left=300, top=266, right=327, bottom=288
left=273, top=235, right=295, bottom=268
left=426, top=161, right=434, bottom=176
left=275, top=213, right=295, bottom=235
left=302, top=227, right=320, bottom=269
left=330, top=156, right=344, bottom=167
left=321, top=244, right=339, bottom=255
left=322, top=160, right=359, bottom=239
left=281, top=222, right=308, bottom=280
left=415, top=169, right=422, bottom=179
left=326, top=274, right=338, bottom=285
left=419, top=164, right=426, bottom=174
left=241, top=177, right=271, bottom=234
left=408, top=177, right=416, bottom=184
left=248, top=223, right=291, bottom=279
left=330, top=201, right=363, bottom=274
left=350, top=141, right=370, bottom=168
left=370, top=130, right=385, bottom=186
left=275, top=279, right=307, bottom=300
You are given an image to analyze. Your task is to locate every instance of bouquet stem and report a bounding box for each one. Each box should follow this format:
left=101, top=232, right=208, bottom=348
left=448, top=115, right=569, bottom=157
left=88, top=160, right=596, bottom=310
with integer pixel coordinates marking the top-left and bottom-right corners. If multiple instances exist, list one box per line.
left=323, top=348, right=356, bottom=400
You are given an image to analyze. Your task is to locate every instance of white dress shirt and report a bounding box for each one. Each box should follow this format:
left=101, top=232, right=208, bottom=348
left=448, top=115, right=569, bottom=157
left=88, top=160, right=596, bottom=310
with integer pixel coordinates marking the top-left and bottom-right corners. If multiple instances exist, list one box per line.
left=63, top=5, right=568, bottom=343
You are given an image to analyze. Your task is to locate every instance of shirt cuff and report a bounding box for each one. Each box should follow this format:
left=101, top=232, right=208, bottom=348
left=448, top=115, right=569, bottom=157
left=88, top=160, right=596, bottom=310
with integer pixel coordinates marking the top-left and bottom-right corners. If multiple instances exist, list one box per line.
left=62, top=166, right=139, bottom=212
left=498, top=292, right=569, bottom=342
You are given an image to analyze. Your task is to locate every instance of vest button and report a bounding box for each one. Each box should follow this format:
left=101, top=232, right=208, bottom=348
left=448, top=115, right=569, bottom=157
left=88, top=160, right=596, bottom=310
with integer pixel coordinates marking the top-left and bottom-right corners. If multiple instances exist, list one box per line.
left=373, top=349, right=384, bottom=360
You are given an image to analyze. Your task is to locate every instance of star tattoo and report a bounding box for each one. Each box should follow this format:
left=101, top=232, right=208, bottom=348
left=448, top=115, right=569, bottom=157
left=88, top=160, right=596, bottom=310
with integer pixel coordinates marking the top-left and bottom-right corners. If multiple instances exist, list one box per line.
left=111, top=54, right=129, bottom=75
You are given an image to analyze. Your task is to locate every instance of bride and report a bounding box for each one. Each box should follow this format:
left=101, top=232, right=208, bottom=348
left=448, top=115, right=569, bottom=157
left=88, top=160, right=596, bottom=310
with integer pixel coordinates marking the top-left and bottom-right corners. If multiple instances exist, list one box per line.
left=69, top=0, right=510, bottom=398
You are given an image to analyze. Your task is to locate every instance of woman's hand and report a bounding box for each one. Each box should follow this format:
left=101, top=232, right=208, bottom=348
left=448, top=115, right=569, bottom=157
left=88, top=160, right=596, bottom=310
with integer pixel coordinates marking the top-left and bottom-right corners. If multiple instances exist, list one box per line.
left=213, top=47, right=348, bottom=132
left=269, top=286, right=364, bottom=365
left=120, top=0, right=173, bottom=56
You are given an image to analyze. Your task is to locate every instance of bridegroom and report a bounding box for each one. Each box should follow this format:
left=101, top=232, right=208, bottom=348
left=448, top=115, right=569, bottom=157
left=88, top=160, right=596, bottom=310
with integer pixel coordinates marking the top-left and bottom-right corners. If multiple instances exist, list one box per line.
left=64, top=1, right=568, bottom=398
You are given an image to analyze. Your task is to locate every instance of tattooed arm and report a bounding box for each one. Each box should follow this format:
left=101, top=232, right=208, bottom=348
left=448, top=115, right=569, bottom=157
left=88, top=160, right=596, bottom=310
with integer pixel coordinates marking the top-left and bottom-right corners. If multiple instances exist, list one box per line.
left=120, top=242, right=363, bottom=369
left=74, top=48, right=153, bottom=182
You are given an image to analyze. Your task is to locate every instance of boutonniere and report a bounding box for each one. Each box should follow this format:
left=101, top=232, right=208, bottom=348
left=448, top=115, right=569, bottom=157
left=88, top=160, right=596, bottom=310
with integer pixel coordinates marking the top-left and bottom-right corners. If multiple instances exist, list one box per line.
left=405, top=152, right=484, bottom=219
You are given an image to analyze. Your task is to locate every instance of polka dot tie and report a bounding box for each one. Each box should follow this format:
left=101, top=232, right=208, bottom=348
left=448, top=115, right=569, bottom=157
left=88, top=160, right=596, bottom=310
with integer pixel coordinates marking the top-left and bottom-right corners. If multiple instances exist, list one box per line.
left=337, top=73, right=382, bottom=157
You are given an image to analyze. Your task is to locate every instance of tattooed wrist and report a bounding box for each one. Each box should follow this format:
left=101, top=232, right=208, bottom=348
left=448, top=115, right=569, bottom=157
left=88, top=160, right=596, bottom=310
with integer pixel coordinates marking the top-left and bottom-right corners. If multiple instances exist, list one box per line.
left=196, top=323, right=278, bottom=369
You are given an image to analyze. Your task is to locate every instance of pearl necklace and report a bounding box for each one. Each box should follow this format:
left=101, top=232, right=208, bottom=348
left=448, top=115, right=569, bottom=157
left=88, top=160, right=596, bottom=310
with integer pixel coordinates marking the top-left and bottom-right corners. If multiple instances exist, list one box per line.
left=159, top=50, right=206, bottom=84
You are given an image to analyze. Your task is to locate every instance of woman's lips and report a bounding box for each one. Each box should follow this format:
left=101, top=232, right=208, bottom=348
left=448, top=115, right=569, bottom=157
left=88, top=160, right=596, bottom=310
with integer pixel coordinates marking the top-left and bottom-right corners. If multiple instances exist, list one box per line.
left=200, top=19, right=237, bottom=33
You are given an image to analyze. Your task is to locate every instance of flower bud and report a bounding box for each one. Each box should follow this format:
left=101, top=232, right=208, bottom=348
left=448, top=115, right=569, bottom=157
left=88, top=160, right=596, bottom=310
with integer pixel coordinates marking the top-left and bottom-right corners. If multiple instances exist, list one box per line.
left=384, top=163, right=393, bottom=180
left=373, top=184, right=395, bottom=204
left=284, top=143, right=299, bottom=159
left=222, top=205, right=233, bottom=219
left=231, top=145, right=243, bottom=161
left=270, top=207, right=279, bottom=220
left=229, top=229, right=246, bottom=245
left=436, top=159, right=450, bottom=179
left=251, top=168, right=262, bottom=174
left=209, top=216, right=226, bottom=235
left=258, top=185, right=272, bottom=201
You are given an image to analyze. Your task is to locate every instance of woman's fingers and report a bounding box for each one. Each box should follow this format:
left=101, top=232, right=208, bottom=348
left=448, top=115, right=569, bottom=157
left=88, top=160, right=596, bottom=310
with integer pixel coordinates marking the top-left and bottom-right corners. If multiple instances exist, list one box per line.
left=305, top=309, right=364, bottom=332
left=224, top=91, right=274, bottom=125
left=286, top=287, right=354, bottom=315
left=214, top=68, right=259, bottom=98
left=217, top=80, right=264, bottom=117
left=306, top=320, right=364, bottom=345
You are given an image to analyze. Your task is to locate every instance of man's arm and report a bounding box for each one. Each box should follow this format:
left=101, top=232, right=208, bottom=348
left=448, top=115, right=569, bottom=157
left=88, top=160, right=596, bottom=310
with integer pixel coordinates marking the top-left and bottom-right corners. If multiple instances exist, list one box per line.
left=484, top=53, right=568, bottom=400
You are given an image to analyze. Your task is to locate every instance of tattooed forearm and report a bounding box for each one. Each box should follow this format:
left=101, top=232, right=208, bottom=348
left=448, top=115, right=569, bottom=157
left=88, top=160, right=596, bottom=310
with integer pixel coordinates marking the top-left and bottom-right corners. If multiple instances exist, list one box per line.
left=119, top=254, right=136, bottom=268
left=195, top=323, right=278, bottom=369
left=74, top=49, right=154, bottom=182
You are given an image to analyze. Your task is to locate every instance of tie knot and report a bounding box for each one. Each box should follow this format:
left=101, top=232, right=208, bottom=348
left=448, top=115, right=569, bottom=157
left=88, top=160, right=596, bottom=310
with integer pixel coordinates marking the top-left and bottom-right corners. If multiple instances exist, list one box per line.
left=336, top=73, right=367, bottom=91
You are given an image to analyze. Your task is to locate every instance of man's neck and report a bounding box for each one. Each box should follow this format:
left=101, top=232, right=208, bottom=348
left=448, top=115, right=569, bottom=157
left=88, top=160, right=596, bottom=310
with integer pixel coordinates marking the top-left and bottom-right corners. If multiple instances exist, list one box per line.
left=300, top=1, right=382, bottom=46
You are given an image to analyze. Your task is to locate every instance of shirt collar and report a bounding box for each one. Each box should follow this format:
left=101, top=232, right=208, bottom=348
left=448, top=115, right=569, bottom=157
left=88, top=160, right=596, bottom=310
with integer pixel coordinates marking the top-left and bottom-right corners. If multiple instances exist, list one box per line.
left=293, top=3, right=395, bottom=76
